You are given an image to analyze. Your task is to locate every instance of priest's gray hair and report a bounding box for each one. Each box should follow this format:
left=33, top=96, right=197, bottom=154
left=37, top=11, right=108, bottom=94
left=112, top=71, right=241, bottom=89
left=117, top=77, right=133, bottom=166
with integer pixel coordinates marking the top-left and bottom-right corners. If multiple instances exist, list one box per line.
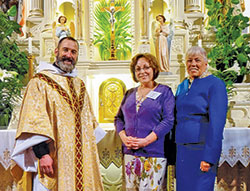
left=185, top=46, right=208, bottom=62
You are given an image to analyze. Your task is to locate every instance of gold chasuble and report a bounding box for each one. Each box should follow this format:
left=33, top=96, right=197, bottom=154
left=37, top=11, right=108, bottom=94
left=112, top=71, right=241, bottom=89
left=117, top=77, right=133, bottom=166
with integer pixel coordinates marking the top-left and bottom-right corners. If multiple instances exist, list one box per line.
left=12, top=71, right=104, bottom=191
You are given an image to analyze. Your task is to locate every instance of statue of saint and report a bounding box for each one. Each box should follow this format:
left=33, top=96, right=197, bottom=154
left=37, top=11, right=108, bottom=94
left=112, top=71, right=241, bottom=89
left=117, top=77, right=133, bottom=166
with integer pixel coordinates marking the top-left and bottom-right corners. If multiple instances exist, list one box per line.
left=56, top=16, right=71, bottom=40
left=52, top=15, right=75, bottom=45
left=152, top=15, right=174, bottom=73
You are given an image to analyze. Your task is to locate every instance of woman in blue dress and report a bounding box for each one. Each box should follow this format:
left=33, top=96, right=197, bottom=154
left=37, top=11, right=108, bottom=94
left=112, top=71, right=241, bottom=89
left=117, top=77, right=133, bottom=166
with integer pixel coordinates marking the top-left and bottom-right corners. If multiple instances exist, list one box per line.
left=175, top=46, right=228, bottom=191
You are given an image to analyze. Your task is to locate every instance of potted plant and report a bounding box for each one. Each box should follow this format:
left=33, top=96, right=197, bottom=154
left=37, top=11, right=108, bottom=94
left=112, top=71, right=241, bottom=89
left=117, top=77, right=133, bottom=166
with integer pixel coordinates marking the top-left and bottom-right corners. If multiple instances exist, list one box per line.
left=0, top=6, right=29, bottom=127
left=205, top=0, right=250, bottom=95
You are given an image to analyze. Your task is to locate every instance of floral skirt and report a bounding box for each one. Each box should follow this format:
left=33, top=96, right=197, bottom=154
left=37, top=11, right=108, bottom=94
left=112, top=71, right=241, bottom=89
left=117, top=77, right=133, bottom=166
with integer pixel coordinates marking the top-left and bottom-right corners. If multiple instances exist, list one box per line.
left=124, top=154, right=167, bottom=191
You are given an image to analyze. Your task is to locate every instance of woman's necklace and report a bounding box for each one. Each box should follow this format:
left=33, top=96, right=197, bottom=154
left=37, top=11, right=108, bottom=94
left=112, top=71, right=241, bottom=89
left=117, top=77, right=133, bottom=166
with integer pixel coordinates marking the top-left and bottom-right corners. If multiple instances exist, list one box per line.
left=136, top=82, right=158, bottom=111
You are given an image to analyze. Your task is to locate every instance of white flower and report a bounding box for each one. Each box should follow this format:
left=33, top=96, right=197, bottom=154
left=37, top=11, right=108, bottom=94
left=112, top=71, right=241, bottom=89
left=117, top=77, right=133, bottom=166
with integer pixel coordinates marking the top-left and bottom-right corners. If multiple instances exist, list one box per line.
left=0, top=68, right=4, bottom=81
left=0, top=68, right=15, bottom=81
left=225, top=62, right=241, bottom=75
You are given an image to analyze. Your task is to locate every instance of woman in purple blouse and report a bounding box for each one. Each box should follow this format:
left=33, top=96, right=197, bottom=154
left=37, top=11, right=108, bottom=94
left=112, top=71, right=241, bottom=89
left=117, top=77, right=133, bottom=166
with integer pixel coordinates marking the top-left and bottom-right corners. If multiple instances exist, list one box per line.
left=115, top=53, right=175, bottom=190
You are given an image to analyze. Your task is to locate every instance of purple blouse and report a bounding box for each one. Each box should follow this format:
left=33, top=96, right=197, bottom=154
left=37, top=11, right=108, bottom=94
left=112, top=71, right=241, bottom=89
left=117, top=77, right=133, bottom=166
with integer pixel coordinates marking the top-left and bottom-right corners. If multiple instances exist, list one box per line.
left=114, top=84, right=175, bottom=158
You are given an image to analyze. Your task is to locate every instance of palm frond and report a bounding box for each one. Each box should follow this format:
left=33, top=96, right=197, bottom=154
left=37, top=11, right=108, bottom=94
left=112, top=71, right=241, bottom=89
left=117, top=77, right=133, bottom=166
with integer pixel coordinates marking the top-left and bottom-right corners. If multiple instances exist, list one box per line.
left=93, top=0, right=132, bottom=60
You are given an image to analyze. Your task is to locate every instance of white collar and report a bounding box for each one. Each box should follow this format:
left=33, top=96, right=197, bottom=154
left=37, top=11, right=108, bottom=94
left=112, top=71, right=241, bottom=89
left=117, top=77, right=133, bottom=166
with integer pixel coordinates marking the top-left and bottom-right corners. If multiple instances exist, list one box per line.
left=38, top=61, right=78, bottom=77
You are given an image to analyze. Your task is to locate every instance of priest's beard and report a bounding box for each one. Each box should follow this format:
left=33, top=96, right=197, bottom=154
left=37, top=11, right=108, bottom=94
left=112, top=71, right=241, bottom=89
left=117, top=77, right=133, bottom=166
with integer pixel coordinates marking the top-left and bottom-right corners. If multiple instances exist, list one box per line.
left=56, top=55, right=77, bottom=73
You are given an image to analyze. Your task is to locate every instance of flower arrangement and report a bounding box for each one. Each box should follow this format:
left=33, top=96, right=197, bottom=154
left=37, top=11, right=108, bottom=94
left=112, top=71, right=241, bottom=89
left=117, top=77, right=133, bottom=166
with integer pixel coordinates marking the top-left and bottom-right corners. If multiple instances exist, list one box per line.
left=0, top=6, right=29, bottom=127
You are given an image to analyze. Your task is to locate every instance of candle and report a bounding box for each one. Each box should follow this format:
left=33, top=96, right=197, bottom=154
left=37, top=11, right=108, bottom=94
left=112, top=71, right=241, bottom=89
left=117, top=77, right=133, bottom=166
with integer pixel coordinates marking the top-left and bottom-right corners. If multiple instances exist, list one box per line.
left=28, top=37, right=32, bottom=54
left=198, top=39, right=202, bottom=47
left=198, top=34, right=202, bottom=47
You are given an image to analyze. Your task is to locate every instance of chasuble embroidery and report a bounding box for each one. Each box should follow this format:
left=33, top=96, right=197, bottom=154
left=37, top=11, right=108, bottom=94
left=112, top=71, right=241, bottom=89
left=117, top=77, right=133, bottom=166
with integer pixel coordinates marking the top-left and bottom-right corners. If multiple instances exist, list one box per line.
left=34, top=73, right=86, bottom=190
left=13, top=71, right=103, bottom=191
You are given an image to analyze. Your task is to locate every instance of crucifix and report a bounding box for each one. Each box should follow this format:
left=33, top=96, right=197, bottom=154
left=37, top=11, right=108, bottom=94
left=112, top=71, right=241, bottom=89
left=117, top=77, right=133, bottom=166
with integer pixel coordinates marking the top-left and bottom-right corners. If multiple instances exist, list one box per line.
left=101, top=0, right=124, bottom=60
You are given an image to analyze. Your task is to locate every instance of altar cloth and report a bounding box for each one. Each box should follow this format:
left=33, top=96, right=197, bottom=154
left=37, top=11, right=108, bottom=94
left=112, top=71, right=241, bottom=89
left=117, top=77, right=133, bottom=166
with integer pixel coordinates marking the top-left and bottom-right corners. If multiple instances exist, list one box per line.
left=219, top=127, right=250, bottom=167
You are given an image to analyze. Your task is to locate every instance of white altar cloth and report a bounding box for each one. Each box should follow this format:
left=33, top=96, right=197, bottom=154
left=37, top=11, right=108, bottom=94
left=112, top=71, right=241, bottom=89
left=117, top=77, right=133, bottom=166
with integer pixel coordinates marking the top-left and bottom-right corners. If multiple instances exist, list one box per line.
left=0, top=128, right=249, bottom=170
left=219, top=127, right=250, bottom=167
left=0, top=129, right=16, bottom=170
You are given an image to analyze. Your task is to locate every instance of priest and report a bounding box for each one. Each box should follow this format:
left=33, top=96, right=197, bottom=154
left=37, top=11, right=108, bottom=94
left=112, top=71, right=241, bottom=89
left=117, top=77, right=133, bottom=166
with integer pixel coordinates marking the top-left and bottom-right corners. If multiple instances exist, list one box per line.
left=11, top=37, right=105, bottom=191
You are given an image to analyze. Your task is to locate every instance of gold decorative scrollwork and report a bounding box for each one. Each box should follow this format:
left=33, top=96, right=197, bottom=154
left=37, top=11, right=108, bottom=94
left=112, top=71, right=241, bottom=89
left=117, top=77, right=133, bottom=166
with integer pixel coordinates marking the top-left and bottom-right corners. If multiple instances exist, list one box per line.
left=99, top=78, right=126, bottom=123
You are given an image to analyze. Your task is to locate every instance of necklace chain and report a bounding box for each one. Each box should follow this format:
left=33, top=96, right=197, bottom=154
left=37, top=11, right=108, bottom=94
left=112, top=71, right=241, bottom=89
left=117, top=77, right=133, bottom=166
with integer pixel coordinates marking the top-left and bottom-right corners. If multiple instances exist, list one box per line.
left=136, top=83, right=158, bottom=111
left=138, top=82, right=158, bottom=98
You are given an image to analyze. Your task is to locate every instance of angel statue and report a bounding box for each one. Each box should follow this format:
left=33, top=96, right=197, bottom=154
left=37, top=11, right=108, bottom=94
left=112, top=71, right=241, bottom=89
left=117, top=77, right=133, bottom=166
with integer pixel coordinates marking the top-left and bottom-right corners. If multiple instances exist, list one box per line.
left=152, top=14, right=174, bottom=73
left=52, top=15, right=75, bottom=45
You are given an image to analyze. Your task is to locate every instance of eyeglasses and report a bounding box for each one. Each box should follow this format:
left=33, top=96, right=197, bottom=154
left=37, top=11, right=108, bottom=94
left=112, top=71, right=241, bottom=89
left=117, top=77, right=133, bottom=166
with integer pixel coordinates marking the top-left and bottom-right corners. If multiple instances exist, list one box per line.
left=135, top=66, right=151, bottom=72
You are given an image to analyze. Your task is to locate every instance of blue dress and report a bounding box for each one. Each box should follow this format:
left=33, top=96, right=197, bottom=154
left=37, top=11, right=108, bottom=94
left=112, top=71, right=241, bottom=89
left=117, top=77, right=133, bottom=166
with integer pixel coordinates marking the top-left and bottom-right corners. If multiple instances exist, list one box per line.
left=175, top=75, right=228, bottom=191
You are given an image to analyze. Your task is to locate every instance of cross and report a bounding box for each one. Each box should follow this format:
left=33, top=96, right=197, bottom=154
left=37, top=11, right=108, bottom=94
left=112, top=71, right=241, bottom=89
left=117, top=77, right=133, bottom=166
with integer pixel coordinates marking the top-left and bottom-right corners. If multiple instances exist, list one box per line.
left=101, top=0, right=124, bottom=60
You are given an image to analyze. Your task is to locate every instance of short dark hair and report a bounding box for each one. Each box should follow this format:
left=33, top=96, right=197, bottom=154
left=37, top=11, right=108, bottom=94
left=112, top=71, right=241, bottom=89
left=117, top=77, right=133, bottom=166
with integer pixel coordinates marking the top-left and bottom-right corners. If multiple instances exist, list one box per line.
left=156, top=15, right=166, bottom=22
left=57, top=36, right=79, bottom=50
left=58, top=16, right=67, bottom=24
left=130, top=53, right=160, bottom=82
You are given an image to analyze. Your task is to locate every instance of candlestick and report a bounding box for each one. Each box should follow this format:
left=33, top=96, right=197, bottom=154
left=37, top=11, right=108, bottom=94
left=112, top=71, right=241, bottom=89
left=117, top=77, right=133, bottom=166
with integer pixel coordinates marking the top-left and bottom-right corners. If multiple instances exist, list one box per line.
left=28, top=55, right=34, bottom=80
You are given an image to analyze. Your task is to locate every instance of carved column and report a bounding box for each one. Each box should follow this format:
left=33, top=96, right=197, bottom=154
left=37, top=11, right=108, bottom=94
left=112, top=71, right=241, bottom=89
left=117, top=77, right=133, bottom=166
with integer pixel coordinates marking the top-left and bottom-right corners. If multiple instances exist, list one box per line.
left=139, top=0, right=150, bottom=53
left=185, top=0, right=201, bottom=13
left=43, top=0, right=55, bottom=32
left=29, top=0, right=43, bottom=18
left=169, top=0, right=189, bottom=83
left=38, top=0, right=56, bottom=62
left=88, top=0, right=95, bottom=60
left=141, top=0, right=149, bottom=41
left=184, top=0, right=204, bottom=47
left=76, top=0, right=89, bottom=61
left=173, top=0, right=185, bottom=29
left=76, top=0, right=84, bottom=40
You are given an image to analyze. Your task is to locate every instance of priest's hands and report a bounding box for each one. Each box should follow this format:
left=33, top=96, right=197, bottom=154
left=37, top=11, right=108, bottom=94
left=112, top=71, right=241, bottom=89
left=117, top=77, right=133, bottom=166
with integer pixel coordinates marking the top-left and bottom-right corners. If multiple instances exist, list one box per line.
left=39, top=154, right=54, bottom=177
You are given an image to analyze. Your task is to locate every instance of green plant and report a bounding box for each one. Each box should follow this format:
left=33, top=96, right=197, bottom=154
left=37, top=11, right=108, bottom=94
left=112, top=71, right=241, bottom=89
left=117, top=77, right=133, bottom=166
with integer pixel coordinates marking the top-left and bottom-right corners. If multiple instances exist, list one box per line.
left=0, top=6, right=29, bottom=126
left=93, top=0, right=132, bottom=60
left=205, top=0, right=250, bottom=95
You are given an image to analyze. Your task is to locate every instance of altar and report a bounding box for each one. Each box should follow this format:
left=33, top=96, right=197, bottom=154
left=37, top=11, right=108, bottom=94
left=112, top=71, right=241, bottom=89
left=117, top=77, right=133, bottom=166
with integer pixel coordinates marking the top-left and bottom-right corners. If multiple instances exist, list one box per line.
left=0, top=129, right=16, bottom=190
left=217, top=128, right=250, bottom=191
left=0, top=128, right=249, bottom=191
